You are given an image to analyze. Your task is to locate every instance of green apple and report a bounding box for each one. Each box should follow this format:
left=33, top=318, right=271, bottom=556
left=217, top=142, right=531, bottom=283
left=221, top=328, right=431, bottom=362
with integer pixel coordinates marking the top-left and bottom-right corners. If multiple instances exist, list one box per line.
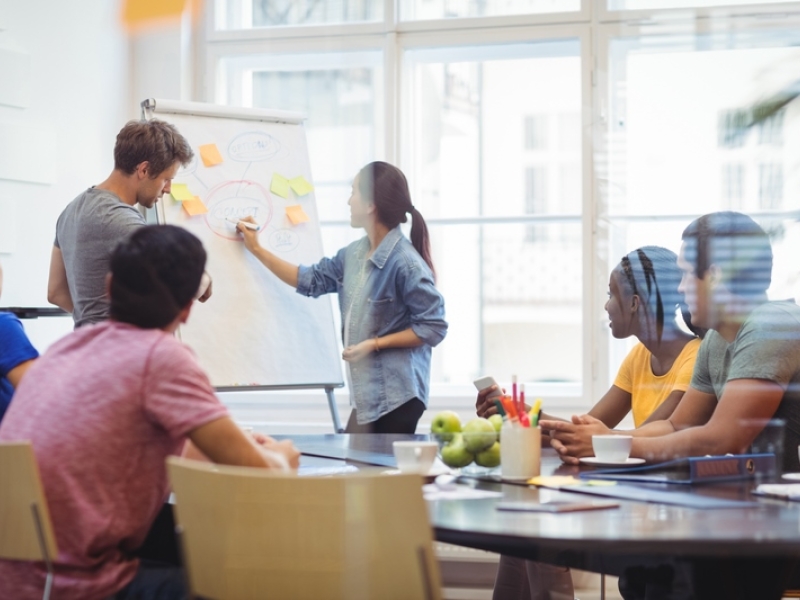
left=440, top=433, right=474, bottom=468
left=462, top=417, right=497, bottom=453
left=488, top=414, right=503, bottom=436
left=475, top=441, right=501, bottom=468
left=430, top=410, right=462, bottom=442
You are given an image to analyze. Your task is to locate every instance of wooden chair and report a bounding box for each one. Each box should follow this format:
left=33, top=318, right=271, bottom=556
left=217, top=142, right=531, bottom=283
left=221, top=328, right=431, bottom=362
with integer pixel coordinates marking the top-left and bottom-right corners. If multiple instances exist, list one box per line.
left=0, top=442, right=58, bottom=600
left=167, top=457, right=442, bottom=600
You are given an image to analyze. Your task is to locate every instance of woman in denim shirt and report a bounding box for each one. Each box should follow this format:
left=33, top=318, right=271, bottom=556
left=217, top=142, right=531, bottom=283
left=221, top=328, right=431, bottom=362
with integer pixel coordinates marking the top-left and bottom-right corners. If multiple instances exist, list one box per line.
left=237, top=162, right=447, bottom=433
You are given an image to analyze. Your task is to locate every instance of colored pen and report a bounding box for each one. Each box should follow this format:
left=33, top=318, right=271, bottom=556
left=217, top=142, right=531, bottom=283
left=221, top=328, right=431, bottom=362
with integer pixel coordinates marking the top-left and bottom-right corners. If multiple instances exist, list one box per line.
left=518, top=384, right=530, bottom=427
left=512, top=375, right=518, bottom=416
left=530, top=398, right=542, bottom=428
left=227, top=217, right=259, bottom=230
left=500, top=395, right=518, bottom=422
left=492, top=397, right=507, bottom=417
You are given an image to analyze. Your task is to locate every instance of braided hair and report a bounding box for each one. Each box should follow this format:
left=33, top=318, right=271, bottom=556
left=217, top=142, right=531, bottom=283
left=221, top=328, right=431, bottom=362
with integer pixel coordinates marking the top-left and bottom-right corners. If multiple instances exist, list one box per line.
left=618, top=246, right=704, bottom=342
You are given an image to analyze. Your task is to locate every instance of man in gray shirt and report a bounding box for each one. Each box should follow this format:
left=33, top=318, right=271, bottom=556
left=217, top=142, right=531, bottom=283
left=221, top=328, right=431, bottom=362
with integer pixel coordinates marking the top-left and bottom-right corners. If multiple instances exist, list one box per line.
left=48, top=120, right=204, bottom=327
left=544, top=211, right=800, bottom=599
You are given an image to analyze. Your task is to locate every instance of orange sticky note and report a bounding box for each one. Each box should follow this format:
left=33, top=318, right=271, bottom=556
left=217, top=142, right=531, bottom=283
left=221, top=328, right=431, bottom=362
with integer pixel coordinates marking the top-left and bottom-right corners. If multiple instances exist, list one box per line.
left=183, top=197, right=208, bottom=216
left=285, top=204, right=309, bottom=225
left=289, top=176, right=314, bottom=196
left=199, top=143, right=223, bottom=167
left=271, top=173, right=290, bottom=199
left=122, top=0, right=186, bottom=25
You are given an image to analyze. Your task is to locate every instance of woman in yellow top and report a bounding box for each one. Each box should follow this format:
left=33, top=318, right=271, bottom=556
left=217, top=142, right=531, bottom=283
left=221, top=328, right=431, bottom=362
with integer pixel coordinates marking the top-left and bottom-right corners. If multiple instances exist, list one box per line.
left=476, top=246, right=703, bottom=600
left=477, top=245, right=703, bottom=429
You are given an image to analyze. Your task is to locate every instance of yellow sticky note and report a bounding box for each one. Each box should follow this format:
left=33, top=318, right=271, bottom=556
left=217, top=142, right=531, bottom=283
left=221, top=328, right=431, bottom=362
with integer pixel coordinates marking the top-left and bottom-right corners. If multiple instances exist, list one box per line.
left=285, top=204, right=310, bottom=226
left=199, top=143, right=223, bottom=167
left=170, top=183, right=194, bottom=201
left=289, top=176, right=314, bottom=196
left=583, top=479, right=617, bottom=486
left=183, top=197, right=208, bottom=216
left=270, top=173, right=290, bottom=199
left=528, top=476, right=580, bottom=487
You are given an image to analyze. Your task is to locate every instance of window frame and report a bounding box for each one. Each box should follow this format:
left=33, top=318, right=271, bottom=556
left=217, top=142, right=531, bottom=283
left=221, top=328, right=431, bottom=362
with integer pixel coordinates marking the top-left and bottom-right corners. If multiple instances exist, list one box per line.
left=200, top=0, right=800, bottom=413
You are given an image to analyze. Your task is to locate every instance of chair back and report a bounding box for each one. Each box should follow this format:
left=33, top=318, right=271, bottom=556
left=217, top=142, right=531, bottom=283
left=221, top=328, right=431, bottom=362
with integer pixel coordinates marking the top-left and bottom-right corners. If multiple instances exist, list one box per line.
left=0, top=442, right=57, bottom=561
left=167, top=457, right=442, bottom=600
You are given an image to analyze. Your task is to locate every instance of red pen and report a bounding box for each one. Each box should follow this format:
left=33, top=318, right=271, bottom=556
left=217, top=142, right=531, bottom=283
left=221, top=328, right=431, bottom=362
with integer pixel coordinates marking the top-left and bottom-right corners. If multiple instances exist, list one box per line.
left=512, top=375, right=518, bottom=417
left=519, top=384, right=530, bottom=427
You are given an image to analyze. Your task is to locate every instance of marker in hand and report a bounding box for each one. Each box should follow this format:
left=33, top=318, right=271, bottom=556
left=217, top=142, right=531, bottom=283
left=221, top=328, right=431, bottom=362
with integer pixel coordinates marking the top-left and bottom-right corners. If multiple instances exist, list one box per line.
left=227, top=217, right=259, bottom=231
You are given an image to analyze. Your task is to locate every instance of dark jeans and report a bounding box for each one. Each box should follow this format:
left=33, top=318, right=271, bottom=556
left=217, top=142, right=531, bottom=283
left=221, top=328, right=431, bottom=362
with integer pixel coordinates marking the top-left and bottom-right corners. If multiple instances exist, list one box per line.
left=345, top=398, right=425, bottom=434
left=618, top=557, right=794, bottom=600
left=110, top=559, right=187, bottom=600
left=109, top=504, right=186, bottom=600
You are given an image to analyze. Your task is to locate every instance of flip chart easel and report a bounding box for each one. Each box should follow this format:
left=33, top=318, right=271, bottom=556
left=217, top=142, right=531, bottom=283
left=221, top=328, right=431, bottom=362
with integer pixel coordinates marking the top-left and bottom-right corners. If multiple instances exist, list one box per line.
left=141, top=98, right=345, bottom=432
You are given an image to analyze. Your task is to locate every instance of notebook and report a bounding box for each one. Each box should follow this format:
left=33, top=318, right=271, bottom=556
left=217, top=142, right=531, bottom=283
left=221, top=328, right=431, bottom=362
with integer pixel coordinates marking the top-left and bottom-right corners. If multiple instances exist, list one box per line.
left=578, top=453, right=776, bottom=485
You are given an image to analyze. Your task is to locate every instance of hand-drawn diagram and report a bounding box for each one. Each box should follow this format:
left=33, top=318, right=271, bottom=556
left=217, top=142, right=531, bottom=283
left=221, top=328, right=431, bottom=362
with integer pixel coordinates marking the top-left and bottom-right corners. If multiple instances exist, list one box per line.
left=151, top=107, right=343, bottom=393
left=170, top=128, right=314, bottom=252
left=205, top=179, right=273, bottom=241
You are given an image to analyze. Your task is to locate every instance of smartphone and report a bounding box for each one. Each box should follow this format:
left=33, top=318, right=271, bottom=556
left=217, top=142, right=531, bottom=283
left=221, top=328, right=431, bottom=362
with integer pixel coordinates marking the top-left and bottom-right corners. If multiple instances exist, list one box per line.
left=495, top=500, right=620, bottom=513
left=473, top=376, right=505, bottom=416
left=473, top=376, right=502, bottom=398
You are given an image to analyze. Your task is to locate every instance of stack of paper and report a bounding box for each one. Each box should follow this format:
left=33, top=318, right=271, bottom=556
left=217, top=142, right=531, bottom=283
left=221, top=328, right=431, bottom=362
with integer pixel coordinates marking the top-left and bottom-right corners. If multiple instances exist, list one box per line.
left=754, top=483, right=800, bottom=500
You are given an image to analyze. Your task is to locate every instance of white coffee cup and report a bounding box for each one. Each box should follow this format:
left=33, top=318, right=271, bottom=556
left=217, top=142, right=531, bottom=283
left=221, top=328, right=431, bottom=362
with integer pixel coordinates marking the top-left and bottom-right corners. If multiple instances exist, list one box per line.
left=393, top=441, right=438, bottom=474
left=592, top=434, right=633, bottom=463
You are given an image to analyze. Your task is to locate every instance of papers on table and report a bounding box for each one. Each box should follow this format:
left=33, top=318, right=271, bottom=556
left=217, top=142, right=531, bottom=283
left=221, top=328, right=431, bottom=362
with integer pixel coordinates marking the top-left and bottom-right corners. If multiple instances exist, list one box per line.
left=422, top=483, right=503, bottom=501
left=754, top=483, right=800, bottom=500
left=298, top=464, right=360, bottom=477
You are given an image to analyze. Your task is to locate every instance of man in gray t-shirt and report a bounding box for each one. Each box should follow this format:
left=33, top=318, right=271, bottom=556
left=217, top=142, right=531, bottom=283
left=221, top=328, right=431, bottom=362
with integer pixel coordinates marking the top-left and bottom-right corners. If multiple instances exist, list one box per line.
left=48, top=120, right=199, bottom=327
left=692, top=299, right=800, bottom=472
left=542, top=212, right=800, bottom=598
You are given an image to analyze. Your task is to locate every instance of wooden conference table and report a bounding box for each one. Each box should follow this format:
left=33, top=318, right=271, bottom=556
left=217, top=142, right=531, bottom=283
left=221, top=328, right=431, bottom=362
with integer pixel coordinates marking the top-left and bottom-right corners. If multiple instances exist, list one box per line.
left=273, top=433, right=800, bottom=600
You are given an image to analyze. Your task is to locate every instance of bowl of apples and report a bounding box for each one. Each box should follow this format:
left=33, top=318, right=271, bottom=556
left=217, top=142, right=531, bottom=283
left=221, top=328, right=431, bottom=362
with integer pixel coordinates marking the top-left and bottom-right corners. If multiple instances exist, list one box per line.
left=430, top=411, right=502, bottom=475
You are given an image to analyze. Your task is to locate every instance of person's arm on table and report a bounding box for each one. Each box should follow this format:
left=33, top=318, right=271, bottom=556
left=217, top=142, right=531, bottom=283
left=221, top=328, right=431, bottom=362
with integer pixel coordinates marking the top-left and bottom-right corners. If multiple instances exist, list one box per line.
left=630, top=379, right=782, bottom=462
left=47, top=246, right=73, bottom=312
left=187, top=416, right=301, bottom=471
left=541, top=387, right=716, bottom=464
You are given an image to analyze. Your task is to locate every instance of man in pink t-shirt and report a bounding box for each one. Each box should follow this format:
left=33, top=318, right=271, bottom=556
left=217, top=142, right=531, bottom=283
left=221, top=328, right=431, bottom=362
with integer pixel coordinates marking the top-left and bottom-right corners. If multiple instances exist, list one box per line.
left=0, top=225, right=299, bottom=600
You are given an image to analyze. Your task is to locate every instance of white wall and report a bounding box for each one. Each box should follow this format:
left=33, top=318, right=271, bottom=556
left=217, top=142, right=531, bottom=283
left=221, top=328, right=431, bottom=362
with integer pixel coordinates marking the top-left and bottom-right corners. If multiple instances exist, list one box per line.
left=0, top=0, right=131, bottom=316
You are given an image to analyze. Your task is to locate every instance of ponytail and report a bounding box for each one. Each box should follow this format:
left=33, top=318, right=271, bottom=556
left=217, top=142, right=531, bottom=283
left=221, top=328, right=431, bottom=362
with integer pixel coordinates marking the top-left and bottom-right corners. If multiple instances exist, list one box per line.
left=358, top=161, right=436, bottom=278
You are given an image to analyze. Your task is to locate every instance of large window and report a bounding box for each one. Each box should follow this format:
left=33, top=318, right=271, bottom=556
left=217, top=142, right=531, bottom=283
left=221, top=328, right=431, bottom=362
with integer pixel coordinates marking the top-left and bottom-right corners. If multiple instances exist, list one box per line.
left=401, top=39, right=583, bottom=385
left=603, top=23, right=800, bottom=375
left=206, top=0, right=800, bottom=412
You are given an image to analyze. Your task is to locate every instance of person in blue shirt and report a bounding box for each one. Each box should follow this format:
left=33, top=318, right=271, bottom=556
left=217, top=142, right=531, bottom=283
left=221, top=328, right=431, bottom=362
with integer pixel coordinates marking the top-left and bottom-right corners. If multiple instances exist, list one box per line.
left=0, top=261, right=39, bottom=422
left=237, top=161, right=448, bottom=433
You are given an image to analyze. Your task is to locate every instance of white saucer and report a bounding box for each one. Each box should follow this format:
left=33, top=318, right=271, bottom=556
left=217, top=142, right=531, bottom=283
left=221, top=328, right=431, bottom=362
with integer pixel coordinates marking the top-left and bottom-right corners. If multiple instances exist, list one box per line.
left=579, top=457, right=646, bottom=467
left=782, top=473, right=800, bottom=481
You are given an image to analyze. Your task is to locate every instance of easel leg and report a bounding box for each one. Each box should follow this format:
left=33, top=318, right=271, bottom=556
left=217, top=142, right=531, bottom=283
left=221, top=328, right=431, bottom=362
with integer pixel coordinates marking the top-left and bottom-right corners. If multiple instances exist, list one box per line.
left=325, top=387, right=343, bottom=433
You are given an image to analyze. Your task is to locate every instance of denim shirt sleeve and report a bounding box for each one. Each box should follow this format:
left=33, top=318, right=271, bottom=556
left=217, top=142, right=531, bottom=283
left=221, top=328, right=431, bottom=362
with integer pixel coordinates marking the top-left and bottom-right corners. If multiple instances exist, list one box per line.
left=399, top=260, right=448, bottom=347
left=296, top=247, right=347, bottom=298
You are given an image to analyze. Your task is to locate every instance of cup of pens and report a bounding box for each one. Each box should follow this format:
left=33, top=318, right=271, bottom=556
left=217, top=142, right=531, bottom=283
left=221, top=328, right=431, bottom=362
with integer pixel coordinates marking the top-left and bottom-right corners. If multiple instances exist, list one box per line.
left=498, top=381, right=542, bottom=480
